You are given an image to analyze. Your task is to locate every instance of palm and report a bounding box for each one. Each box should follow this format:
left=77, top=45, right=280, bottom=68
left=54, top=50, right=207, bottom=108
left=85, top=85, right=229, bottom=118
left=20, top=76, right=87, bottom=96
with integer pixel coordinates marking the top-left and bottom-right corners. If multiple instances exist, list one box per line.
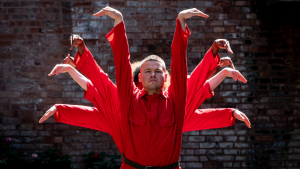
left=233, top=109, right=251, bottom=128
left=93, top=7, right=122, bottom=19
left=225, top=68, right=247, bottom=83
left=48, top=64, right=71, bottom=76
left=215, top=39, right=233, bottom=54
left=179, top=8, right=209, bottom=19
left=220, top=57, right=235, bottom=69
left=39, top=106, right=57, bottom=123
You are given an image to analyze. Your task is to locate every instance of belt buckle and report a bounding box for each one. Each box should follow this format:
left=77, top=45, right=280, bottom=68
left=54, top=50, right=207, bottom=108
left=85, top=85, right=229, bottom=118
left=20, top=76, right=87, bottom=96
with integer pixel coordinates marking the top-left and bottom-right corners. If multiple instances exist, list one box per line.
left=145, top=166, right=152, bottom=169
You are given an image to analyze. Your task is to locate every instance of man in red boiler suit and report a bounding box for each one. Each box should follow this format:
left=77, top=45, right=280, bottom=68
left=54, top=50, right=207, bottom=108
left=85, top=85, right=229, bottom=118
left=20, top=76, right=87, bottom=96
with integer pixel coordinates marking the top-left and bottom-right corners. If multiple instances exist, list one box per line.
left=40, top=7, right=250, bottom=169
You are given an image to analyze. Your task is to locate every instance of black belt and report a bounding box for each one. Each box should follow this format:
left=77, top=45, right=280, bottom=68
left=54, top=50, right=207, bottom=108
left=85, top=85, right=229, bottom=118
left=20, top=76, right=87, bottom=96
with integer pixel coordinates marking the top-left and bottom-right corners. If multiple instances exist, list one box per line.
left=123, top=153, right=180, bottom=169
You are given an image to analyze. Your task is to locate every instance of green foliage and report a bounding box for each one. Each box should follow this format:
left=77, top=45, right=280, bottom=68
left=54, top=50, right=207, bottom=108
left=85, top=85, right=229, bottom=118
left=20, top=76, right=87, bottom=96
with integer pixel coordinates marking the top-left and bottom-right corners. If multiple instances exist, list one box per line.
left=0, top=137, right=71, bottom=165
left=0, top=146, right=28, bottom=165
left=34, top=149, right=71, bottom=164
left=82, top=151, right=120, bottom=169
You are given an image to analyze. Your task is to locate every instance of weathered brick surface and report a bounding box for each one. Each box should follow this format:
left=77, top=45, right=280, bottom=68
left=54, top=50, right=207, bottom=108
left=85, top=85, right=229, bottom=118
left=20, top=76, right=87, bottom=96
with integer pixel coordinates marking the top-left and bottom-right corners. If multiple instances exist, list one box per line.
left=1, top=0, right=300, bottom=168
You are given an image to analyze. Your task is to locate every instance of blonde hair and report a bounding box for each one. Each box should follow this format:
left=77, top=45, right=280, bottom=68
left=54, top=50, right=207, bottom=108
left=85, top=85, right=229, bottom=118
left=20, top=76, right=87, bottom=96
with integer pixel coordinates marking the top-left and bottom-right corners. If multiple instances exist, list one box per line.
left=131, top=60, right=170, bottom=90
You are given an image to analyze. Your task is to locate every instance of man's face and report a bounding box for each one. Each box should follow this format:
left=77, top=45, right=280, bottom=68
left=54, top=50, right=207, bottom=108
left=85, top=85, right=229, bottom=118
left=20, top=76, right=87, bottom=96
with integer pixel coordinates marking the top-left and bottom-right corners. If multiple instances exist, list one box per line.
left=139, top=61, right=167, bottom=93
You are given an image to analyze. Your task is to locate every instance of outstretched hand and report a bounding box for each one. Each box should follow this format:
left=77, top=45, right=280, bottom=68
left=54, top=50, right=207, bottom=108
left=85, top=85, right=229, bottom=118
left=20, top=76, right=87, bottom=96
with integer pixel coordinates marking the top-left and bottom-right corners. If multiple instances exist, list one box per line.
left=225, top=68, right=247, bottom=83
left=220, top=56, right=235, bottom=69
left=233, top=109, right=251, bottom=128
left=62, top=54, right=76, bottom=68
left=48, top=63, right=72, bottom=76
left=93, top=6, right=123, bottom=27
left=39, top=105, right=57, bottom=123
left=178, top=8, right=209, bottom=31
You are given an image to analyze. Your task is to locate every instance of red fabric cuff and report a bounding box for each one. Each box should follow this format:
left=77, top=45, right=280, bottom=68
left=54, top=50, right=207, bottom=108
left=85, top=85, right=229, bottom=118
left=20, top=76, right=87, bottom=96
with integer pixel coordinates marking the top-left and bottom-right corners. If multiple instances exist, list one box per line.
left=54, top=104, right=61, bottom=122
left=203, top=81, right=214, bottom=98
left=105, top=21, right=125, bottom=45
left=176, top=18, right=191, bottom=39
left=74, top=46, right=89, bottom=69
left=206, top=48, right=220, bottom=67
left=84, top=81, right=97, bottom=102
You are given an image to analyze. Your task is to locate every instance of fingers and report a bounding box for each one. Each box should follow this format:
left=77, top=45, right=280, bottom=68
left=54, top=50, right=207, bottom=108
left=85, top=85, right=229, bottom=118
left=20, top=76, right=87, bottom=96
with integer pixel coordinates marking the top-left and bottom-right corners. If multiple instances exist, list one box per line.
left=227, top=71, right=238, bottom=81
left=241, top=114, right=251, bottom=128
left=234, top=72, right=247, bottom=83
left=93, top=9, right=105, bottom=17
left=48, top=65, right=59, bottom=76
left=225, top=41, right=233, bottom=54
left=39, top=112, right=50, bottom=123
left=191, top=10, right=209, bottom=18
left=230, top=60, right=235, bottom=69
left=48, top=64, right=68, bottom=76
left=39, top=106, right=56, bottom=123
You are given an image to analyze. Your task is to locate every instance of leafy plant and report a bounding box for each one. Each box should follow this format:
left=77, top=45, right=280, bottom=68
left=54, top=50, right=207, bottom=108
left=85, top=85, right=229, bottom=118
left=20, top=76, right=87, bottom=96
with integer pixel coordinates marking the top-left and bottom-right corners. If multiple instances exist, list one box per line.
left=33, top=149, right=71, bottom=164
left=82, top=151, right=120, bottom=169
left=0, top=138, right=28, bottom=165
left=0, top=137, right=71, bottom=166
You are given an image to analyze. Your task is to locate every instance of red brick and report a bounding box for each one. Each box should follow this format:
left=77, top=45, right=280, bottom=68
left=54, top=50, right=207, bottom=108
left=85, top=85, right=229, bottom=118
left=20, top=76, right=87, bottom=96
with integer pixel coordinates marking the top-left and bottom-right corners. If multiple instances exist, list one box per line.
left=74, top=2, right=91, bottom=6
left=235, top=1, right=248, bottom=6
left=205, top=33, right=223, bottom=39
left=213, top=1, right=231, bottom=6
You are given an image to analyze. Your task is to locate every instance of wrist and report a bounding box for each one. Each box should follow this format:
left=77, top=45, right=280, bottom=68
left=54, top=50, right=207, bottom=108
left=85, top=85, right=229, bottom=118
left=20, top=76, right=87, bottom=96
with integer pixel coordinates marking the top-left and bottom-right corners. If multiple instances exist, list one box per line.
left=211, top=42, right=219, bottom=57
left=114, top=16, right=123, bottom=27
left=222, top=68, right=228, bottom=77
left=178, top=14, right=185, bottom=22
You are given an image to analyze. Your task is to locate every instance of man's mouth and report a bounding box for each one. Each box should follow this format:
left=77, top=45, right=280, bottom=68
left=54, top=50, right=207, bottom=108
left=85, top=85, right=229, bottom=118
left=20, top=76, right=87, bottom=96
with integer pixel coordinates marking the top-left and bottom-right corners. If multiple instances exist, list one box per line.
left=149, top=79, right=157, bottom=82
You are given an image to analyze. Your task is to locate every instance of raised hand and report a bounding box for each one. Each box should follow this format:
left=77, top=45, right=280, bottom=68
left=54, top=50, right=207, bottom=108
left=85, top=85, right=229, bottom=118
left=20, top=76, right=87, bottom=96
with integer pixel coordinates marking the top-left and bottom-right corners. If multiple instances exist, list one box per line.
left=178, top=8, right=209, bottom=31
left=48, top=64, right=72, bottom=76
left=220, top=56, right=235, bottom=69
left=62, top=54, right=76, bottom=68
left=93, top=6, right=123, bottom=27
left=233, top=109, right=251, bottom=128
left=39, top=105, right=57, bottom=123
left=214, top=39, right=233, bottom=54
left=69, top=34, right=84, bottom=50
left=178, top=8, right=209, bottom=20
left=225, top=68, right=247, bottom=83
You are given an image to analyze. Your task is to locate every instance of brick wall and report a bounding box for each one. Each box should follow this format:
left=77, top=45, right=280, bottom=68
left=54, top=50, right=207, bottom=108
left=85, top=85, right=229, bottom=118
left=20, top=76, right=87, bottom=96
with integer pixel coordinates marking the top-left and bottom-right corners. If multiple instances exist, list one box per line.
left=1, top=0, right=300, bottom=168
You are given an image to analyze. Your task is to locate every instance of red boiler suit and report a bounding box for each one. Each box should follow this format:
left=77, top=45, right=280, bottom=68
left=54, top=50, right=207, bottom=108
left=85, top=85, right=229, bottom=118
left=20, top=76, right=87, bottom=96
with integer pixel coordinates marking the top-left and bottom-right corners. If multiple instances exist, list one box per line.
left=54, top=19, right=235, bottom=168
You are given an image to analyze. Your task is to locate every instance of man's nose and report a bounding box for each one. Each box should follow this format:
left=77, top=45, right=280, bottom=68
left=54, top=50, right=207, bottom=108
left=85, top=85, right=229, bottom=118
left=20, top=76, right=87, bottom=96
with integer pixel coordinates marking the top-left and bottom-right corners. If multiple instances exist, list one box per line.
left=150, top=71, right=156, bottom=77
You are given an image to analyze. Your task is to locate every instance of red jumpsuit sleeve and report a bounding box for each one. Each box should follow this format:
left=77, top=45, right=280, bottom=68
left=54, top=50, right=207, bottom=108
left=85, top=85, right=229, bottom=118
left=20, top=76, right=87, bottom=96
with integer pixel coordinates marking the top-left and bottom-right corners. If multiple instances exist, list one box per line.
left=185, top=48, right=220, bottom=128
left=54, top=81, right=118, bottom=135
left=73, top=47, right=119, bottom=109
left=105, top=22, right=132, bottom=152
left=54, top=104, right=112, bottom=134
left=168, top=18, right=190, bottom=103
left=187, top=48, right=220, bottom=98
left=167, top=19, right=190, bottom=153
left=182, top=108, right=235, bottom=132
left=106, top=21, right=133, bottom=108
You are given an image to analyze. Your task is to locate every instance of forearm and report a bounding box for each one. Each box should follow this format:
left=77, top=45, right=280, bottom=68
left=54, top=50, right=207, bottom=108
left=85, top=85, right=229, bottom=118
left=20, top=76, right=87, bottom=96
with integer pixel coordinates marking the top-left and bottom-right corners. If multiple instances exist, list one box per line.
left=207, top=69, right=227, bottom=90
left=68, top=67, right=88, bottom=90
left=178, top=16, right=186, bottom=32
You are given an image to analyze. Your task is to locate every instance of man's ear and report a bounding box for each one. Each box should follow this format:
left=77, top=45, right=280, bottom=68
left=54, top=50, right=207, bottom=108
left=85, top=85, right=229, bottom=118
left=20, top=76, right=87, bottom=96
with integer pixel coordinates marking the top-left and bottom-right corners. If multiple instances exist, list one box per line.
left=138, top=73, right=141, bottom=82
left=164, top=73, right=168, bottom=82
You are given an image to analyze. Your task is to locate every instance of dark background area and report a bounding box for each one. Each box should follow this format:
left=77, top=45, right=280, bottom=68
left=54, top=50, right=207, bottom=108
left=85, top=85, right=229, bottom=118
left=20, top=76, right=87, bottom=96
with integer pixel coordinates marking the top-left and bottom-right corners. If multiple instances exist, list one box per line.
left=1, top=0, right=300, bottom=168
